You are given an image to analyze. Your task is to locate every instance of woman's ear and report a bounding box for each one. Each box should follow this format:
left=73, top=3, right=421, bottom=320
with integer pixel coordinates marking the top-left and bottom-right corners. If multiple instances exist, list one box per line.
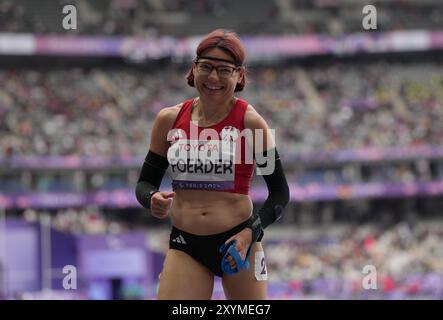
left=238, top=68, right=245, bottom=83
left=192, top=61, right=198, bottom=75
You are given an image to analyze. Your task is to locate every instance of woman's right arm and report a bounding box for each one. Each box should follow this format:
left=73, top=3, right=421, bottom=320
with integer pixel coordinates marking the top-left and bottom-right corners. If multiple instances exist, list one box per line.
left=135, top=105, right=181, bottom=217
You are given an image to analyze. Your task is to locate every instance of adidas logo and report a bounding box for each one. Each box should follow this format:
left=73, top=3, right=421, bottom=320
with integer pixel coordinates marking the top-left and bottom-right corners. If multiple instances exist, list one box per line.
left=172, top=234, right=187, bottom=244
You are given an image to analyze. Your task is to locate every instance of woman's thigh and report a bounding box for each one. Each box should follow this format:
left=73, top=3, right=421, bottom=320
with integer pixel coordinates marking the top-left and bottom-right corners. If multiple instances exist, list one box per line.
left=221, top=242, right=268, bottom=300
left=157, top=249, right=215, bottom=300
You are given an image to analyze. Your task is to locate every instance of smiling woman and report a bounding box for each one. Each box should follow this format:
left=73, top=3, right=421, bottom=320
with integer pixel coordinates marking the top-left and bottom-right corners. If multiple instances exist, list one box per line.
left=186, top=29, right=246, bottom=92
left=135, top=29, right=290, bottom=300
left=186, top=45, right=245, bottom=115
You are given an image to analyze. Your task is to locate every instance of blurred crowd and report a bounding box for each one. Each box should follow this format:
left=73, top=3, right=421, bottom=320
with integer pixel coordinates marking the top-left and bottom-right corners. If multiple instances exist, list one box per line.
left=272, top=62, right=443, bottom=155
left=0, top=67, right=186, bottom=157
left=1, top=62, right=442, bottom=159
left=1, top=0, right=441, bottom=36
left=265, top=220, right=443, bottom=299
left=0, top=0, right=239, bottom=36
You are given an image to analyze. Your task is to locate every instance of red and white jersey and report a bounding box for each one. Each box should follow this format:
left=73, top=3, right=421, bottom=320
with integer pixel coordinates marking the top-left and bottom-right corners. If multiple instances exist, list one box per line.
left=166, top=98, right=254, bottom=195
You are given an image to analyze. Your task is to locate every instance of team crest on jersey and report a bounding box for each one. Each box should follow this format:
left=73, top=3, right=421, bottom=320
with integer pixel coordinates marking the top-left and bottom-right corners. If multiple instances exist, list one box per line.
left=167, top=128, right=185, bottom=144
left=220, top=126, right=239, bottom=142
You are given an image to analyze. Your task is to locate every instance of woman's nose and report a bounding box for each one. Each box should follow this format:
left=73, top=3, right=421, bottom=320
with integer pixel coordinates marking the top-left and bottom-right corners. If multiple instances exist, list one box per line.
left=207, top=68, right=220, bottom=81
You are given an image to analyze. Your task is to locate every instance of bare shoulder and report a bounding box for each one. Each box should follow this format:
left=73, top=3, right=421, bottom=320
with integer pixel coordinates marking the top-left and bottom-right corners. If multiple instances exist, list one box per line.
left=244, top=104, right=270, bottom=130
left=149, top=103, right=183, bottom=155
left=155, top=103, right=183, bottom=128
left=243, top=104, right=275, bottom=151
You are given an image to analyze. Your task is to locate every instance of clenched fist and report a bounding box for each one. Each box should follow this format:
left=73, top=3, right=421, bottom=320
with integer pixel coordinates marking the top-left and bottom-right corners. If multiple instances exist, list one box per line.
left=150, top=191, right=175, bottom=219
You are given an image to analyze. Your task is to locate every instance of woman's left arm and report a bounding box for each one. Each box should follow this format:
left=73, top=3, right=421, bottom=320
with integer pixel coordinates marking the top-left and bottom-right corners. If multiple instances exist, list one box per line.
left=223, top=105, right=290, bottom=268
left=243, top=105, right=290, bottom=237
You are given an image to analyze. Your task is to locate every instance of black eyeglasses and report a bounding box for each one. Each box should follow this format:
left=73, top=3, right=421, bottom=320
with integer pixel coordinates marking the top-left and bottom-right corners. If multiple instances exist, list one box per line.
left=195, top=62, right=240, bottom=79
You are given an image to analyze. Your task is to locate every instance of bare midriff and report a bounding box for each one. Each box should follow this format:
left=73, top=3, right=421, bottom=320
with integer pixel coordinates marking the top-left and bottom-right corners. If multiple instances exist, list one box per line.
left=169, top=189, right=252, bottom=235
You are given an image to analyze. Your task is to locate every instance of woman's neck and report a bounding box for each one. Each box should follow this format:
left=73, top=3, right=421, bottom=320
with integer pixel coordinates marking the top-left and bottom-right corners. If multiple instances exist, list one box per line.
left=194, top=96, right=235, bottom=123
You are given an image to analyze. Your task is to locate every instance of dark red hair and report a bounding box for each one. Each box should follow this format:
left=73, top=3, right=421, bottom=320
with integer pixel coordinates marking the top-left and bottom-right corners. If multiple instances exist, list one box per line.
left=186, top=29, right=246, bottom=92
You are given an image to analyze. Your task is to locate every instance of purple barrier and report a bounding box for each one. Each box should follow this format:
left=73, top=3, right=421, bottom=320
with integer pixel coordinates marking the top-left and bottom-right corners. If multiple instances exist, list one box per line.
left=430, top=31, right=443, bottom=47
left=242, top=35, right=325, bottom=59
left=1, top=180, right=443, bottom=209
left=77, top=232, right=152, bottom=299
left=289, top=145, right=443, bottom=163
left=36, top=36, right=122, bottom=56
left=2, top=30, right=442, bottom=59
left=50, top=230, right=77, bottom=290
left=77, top=232, right=150, bottom=278
left=2, top=219, right=40, bottom=295
left=32, top=30, right=431, bottom=59
left=2, top=220, right=154, bottom=299
left=0, top=155, right=141, bottom=169
left=287, top=180, right=443, bottom=201
left=1, top=145, right=443, bottom=169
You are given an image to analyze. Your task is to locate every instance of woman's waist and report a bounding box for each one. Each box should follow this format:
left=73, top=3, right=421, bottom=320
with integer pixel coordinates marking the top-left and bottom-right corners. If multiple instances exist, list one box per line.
left=170, top=191, right=252, bottom=235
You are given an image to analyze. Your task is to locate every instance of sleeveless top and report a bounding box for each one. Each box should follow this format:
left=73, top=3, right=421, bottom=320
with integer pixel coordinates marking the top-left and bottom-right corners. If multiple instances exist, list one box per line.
left=166, top=98, right=254, bottom=195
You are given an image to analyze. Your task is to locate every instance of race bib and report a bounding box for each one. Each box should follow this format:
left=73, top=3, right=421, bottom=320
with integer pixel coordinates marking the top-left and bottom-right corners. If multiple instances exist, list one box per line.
left=167, top=139, right=236, bottom=190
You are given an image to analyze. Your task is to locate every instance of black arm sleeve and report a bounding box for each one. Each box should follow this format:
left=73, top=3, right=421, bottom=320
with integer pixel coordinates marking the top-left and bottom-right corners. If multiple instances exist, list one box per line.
left=247, top=148, right=290, bottom=242
left=135, top=150, right=169, bottom=209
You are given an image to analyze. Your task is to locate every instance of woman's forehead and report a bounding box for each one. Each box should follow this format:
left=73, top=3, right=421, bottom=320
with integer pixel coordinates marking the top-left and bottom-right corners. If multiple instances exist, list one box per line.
left=199, top=47, right=236, bottom=64
left=198, top=56, right=237, bottom=66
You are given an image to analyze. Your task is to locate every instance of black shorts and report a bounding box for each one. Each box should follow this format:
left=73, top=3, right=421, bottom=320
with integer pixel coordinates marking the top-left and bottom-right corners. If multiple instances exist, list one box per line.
left=169, top=219, right=252, bottom=277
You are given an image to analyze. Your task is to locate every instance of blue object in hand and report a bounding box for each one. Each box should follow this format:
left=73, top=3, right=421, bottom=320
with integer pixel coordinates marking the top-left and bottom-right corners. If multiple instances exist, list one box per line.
left=219, top=240, right=250, bottom=275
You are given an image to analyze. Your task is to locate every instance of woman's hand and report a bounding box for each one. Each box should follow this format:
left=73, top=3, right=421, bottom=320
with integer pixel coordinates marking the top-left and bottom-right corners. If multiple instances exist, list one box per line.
left=150, top=191, right=175, bottom=219
left=223, top=228, right=252, bottom=269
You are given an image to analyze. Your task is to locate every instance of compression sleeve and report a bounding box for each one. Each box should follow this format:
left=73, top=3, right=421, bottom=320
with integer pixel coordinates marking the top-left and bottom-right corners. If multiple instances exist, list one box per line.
left=135, top=150, right=169, bottom=208
left=247, top=148, right=290, bottom=242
